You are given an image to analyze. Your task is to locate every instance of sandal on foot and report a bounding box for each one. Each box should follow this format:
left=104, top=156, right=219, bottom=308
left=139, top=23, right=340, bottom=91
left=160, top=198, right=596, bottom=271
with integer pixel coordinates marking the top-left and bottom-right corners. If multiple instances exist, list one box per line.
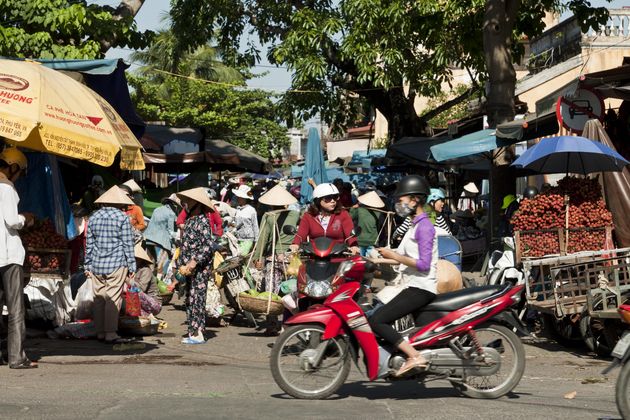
left=9, top=359, right=38, bottom=369
left=395, top=355, right=427, bottom=377
left=181, top=337, right=205, bottom=345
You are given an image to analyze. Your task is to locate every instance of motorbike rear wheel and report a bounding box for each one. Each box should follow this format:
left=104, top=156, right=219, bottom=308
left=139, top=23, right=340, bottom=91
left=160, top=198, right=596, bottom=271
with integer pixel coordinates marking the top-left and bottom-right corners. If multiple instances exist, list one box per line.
left=270, top=324, right=351, bottom=399
left=450, top=323, right=525, bottom=399
left=616, top=361, right=630, bottom=419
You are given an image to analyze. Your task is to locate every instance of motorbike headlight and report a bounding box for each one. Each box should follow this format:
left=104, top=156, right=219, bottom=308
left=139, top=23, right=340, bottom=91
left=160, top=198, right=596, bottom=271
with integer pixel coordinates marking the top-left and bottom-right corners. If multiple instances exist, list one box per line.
left=335, top=260, right=354, bottom=277
left=304, top=281, right=332, bottom=298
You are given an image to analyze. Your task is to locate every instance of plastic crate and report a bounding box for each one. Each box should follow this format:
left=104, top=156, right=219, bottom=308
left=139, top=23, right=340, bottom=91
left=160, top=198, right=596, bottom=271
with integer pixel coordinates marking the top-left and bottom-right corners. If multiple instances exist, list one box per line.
left=23, top=248, right=72, bottom=278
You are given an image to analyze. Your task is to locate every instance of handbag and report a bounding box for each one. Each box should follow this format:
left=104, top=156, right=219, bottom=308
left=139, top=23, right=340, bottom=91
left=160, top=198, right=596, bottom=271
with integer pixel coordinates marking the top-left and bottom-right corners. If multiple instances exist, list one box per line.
left=124, top=285, right=142, bottom=317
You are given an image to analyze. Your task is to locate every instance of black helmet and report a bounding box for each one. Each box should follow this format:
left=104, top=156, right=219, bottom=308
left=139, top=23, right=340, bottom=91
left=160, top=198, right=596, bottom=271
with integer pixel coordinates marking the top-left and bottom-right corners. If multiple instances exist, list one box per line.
left=394, top=175, right=430, bottom=197
left=524, top=186, right=539, bottom=199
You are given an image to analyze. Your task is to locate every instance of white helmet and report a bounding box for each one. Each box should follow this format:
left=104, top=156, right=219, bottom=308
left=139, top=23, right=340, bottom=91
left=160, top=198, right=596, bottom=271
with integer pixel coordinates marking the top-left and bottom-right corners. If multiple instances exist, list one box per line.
left=312, top=183, right=339, bottom=199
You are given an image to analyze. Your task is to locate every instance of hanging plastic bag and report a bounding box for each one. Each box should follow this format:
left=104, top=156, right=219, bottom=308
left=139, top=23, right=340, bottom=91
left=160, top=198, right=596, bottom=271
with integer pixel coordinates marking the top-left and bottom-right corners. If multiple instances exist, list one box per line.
left=286, top=253, right=302, bottom=277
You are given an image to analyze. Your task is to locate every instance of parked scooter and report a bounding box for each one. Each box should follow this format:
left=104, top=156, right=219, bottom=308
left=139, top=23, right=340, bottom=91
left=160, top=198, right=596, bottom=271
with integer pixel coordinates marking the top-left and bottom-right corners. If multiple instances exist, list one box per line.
left=486, top=237, right=523, bottom=286
left=270, top=278, right=527, bottom=400
left=603, top=304, right=630, bottom=419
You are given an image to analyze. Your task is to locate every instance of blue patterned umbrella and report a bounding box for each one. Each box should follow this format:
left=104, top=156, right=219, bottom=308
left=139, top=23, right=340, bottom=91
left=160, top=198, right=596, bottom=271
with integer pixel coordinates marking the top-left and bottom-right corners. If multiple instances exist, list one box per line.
left=511, top=135, right=629, bottom=175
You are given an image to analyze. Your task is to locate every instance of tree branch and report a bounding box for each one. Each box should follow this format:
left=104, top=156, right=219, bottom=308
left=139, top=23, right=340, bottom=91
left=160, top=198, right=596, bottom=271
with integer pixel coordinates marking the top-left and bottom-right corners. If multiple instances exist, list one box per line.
left=99, top=0, right=146, bottom=53
left=419, top=87, right=476, bottom=122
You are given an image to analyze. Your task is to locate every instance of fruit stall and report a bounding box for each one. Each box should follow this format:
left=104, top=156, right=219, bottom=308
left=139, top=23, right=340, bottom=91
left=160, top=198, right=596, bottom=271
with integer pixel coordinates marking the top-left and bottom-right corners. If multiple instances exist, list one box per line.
left=20, top=217, right=75, bottom=326
left=511, top=176, right=630, bottom=356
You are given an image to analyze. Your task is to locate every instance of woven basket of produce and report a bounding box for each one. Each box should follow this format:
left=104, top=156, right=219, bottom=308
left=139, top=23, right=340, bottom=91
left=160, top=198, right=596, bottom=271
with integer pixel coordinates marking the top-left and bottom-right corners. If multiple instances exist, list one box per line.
left=238, top=290, right=284, bottom=316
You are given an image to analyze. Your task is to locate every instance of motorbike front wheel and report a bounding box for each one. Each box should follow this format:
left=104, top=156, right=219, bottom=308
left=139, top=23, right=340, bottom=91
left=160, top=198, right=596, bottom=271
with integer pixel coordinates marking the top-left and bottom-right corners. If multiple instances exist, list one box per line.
left=450, top=323, right=526, bottom=399
left=616, top=361, right=630, bottom=419
left=270, top=324, right=351, bottom=400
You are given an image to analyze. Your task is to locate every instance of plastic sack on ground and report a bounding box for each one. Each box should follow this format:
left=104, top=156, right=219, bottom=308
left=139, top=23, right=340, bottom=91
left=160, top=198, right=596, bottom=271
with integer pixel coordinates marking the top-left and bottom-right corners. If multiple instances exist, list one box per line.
left=75, top=276, right=94, bottom=320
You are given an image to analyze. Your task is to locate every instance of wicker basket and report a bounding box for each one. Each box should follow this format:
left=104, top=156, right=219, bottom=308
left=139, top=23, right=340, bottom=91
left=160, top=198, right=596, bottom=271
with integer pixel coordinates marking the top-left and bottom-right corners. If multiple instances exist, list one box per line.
left=238, top=294, right=284, bottom=316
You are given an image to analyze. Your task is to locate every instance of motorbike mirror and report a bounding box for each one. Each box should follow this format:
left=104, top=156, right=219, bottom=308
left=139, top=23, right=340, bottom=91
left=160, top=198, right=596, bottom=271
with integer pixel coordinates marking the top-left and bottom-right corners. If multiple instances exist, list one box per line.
left=283, top=225, right=297, bottom=235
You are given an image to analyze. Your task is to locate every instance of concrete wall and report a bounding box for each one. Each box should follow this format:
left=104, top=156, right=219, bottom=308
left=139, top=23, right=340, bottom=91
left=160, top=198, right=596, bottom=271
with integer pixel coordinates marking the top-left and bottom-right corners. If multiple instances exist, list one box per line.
left=326, top=139, right=369, bottom=161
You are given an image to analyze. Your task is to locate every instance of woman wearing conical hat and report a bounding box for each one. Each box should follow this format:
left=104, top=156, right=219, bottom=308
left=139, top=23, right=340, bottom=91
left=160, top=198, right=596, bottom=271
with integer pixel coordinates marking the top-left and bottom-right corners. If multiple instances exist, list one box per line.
left=349, top=190, right=386, bottom=257
left=175, top=187, right=222, bottom=344
left=251, top=184, right=300, bottom=336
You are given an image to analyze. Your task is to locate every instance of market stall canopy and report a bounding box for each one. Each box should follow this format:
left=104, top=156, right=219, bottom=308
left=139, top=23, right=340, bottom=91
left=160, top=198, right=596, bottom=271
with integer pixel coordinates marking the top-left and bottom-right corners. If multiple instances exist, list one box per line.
left=140, top=125, right=204, bottom=152
left=205, top=138, right=271, bottom=173
left=0, top=59, right=144, bottom=170
left=430, top=112, right=559, bottom=163
left=143, top=151, right=239, bottom=173
left=387, top=136, right=451, bottom=163
left=494, top=111, right=559, bottom=141
left=37, top=58, right=146, bottom=139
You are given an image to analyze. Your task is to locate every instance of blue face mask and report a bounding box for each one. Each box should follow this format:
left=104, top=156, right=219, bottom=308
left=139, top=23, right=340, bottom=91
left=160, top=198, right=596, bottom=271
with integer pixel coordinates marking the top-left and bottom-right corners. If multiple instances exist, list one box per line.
left=395, top=202, right=415, bottom=218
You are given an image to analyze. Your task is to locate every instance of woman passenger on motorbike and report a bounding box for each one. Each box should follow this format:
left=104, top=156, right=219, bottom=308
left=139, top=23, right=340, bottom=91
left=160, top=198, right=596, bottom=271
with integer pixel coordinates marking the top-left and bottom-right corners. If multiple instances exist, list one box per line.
left=369, top=175, right=438, bottom=376
left=289, top=183, right=359, bottom=254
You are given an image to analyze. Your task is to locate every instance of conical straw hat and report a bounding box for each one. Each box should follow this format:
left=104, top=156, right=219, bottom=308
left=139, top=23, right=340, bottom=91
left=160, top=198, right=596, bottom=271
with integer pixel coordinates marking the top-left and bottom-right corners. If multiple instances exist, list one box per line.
left=259, top=184, right=298, bottom=206
left=357, top=191, right=385, bottom=209
left=176, top=187, right=216, bottom=212
left=123, top=179, right=142, bottom=193
left=95, top=185, right=134, bottom=206
left=463, top=182, right=479, bottom=194
left=134, top=243, right=153, bottom=263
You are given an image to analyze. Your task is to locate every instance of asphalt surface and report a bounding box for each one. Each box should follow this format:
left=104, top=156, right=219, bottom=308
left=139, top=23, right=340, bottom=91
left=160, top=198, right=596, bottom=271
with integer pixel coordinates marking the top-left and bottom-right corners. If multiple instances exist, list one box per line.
left=0, top=295, right=624, bottom=420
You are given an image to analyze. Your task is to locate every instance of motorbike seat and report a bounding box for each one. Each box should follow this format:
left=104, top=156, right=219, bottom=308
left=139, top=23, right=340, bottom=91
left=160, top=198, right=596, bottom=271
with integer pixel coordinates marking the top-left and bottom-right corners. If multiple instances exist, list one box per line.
left=423, top=284, right=506, bottom=312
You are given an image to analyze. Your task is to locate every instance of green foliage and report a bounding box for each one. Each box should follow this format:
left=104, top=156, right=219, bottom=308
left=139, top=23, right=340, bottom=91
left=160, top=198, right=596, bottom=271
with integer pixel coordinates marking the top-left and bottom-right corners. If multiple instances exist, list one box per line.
left=0, top=0, right=152, bottom=59
left=169, top=0, right=611, bottom=138
left=128, top=74, right=289, bottom=159
left=130, top=29, right=245, bottom=84
left=423, top=84, right=473, bottom=129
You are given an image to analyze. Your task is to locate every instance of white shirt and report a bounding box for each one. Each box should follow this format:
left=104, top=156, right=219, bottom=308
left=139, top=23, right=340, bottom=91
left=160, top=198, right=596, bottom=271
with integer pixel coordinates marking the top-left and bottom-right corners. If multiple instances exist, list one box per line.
left=0, top=172, right=25, bottom=267
left=396, top=216, right=438, bottom=294
left=234, top=204, right=259, bottom=240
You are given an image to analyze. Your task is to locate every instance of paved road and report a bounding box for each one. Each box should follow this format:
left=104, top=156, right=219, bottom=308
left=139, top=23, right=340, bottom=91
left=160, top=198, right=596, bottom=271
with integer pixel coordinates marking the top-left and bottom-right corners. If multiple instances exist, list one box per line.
left=1, top=298, right=623, bottom=420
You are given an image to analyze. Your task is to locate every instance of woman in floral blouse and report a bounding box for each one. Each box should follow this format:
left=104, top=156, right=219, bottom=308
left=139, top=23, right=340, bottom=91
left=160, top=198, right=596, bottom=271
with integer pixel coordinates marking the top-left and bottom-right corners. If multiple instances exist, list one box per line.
left=176, top=187, right=220, bottom=344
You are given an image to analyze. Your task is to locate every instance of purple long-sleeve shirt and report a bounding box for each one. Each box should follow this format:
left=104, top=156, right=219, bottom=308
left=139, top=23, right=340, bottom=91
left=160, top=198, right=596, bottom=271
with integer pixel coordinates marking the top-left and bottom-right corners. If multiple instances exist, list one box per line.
left=413, top=213, right=435, bottom=272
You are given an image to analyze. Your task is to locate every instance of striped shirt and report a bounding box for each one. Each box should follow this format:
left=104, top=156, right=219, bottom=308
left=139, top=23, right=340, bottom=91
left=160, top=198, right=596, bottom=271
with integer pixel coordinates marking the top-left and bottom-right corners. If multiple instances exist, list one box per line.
left=85, top=207, right=136, bottom=275
left=435, top=214, right=452, bottom=235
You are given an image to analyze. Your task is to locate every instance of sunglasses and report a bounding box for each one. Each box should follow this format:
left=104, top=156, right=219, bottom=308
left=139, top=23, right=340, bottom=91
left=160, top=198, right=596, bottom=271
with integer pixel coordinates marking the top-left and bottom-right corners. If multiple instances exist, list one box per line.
left=321, top=195, right=339, bottom=203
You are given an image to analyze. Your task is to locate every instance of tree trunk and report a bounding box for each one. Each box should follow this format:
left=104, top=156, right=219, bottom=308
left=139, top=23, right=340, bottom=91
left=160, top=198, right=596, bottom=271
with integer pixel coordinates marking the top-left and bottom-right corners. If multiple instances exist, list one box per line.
left=365, top=87, right=427, bottom=140
left=99, top=0, right=147, bottom=53
left=483, top=0, right=520, bottom=242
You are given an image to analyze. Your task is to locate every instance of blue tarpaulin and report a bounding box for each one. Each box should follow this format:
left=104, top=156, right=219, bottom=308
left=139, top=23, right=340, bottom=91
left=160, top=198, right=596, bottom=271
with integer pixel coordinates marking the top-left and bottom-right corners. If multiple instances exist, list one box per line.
left=15, top=152, right=77, bottom=239
left=348, top=149, right=387, bottom=168
left=430, top=129, right=508, bottom=162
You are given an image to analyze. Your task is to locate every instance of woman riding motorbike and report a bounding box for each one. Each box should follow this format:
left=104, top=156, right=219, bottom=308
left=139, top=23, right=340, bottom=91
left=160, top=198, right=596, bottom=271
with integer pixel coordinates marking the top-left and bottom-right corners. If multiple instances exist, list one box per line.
left=289, top=183, right=359, bottom=254
left=369, top=175, right=438, bottom=377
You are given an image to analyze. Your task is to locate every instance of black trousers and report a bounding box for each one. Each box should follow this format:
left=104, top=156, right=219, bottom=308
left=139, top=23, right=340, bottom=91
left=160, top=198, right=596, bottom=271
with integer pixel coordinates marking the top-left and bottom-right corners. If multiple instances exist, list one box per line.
left=0, top=264, right=27, bottom=366
left=369, top=287, right=435, bottom=346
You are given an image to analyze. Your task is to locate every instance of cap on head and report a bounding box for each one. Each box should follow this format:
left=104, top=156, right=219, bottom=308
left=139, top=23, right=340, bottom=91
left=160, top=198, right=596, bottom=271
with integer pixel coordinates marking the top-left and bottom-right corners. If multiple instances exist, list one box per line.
left=427, top=188, right=446, bottom=204
left=394, top=175, right=430, bottom=198
left=0, top=147, right=27, bottom=171
left=312, top=183, right=339, bottom=199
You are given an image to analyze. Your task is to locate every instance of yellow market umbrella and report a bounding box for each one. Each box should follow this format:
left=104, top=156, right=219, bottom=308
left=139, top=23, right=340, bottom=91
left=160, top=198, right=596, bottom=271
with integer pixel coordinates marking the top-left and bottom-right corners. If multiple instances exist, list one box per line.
left=0, top=59, right=144, bottom=170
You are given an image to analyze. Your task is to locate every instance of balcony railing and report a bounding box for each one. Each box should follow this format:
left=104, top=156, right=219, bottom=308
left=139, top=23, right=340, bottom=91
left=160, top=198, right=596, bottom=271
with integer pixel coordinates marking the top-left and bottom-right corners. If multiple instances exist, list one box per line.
left=528, top=9, right=630, bottom=75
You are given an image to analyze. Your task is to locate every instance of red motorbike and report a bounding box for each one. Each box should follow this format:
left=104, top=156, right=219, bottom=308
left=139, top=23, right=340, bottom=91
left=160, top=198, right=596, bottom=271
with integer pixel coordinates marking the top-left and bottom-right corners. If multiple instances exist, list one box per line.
left=270, top=279, right=527, bottom=400
left=288, top=227, right=374, bottom=312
